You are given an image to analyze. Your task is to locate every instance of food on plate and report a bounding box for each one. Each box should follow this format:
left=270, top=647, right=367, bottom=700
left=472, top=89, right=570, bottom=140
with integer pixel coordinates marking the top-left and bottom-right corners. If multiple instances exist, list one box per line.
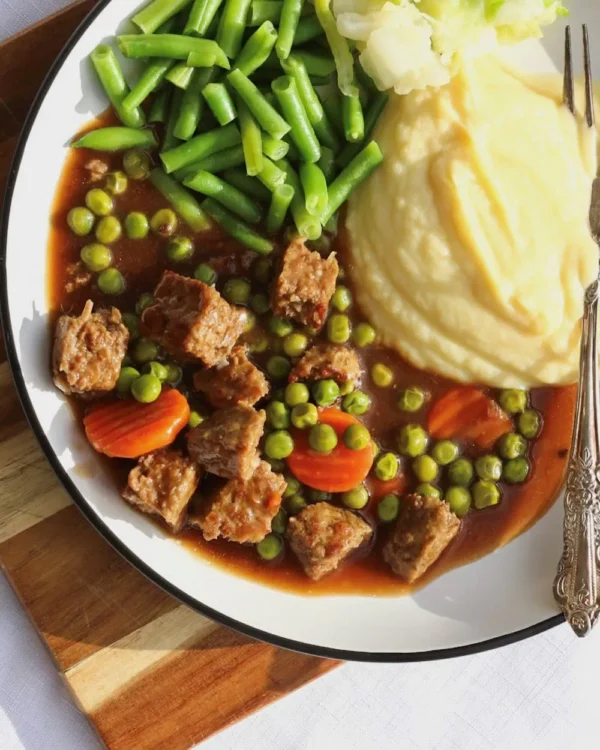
left=47, top=0, right=582, bottom=592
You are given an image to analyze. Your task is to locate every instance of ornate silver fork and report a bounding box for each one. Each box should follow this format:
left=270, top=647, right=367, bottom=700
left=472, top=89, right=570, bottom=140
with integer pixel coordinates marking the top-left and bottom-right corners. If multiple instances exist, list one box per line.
left=553, top=25, right=600, bottom=637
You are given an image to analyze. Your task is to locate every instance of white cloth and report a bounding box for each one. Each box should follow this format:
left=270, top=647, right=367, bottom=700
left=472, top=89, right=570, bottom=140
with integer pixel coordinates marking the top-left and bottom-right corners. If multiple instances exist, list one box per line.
left=1, top=3, right=598, bottom=749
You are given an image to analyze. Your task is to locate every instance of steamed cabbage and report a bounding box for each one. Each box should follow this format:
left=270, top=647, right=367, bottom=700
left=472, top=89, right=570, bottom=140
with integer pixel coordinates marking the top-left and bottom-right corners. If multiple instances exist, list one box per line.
left=333, top=0, right=567, bottom=95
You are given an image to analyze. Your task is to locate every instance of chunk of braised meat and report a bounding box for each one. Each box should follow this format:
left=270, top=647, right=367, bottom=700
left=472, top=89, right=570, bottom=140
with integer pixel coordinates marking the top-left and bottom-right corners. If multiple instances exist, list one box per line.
left=383, top=494, right=461, bottom=583
left=85, top=158, right=109, bottom=182
left=289, top=343, right=362, bottom=386
left=122, top=449, right=202, bottom=533
left=286, top=502, right=372, bottom=580
left=190, top=461, right=285, bottom=543
left=65, top=261, right=92, bottom=294
left=52, top=299, right=129, bottom=396
left=188, top=406, right=265, bottom=480
left=270, top=239, right=338, bottom=330
left=193, top=345, right=270, bottom=408
left=140, top=271, right=245, bottom=366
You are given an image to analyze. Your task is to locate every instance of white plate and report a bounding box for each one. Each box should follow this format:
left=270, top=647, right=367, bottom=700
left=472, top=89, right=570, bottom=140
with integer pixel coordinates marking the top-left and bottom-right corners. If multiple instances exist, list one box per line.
left=1, top=0, right=597, bottom=661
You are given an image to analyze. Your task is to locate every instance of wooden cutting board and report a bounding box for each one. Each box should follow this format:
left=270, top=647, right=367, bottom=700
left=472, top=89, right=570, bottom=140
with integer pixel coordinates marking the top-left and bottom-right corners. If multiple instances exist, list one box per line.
left=0, top=3, right=337, bottom=748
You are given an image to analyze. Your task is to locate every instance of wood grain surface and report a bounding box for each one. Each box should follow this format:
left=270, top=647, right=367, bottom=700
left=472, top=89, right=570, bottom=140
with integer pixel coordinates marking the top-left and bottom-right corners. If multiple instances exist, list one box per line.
left=0, top=4, right=337, bottom=748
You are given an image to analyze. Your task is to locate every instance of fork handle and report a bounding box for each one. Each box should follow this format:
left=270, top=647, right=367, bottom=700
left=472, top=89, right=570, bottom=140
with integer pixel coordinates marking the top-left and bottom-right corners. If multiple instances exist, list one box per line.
left=553, top=278, right=600, bottom=636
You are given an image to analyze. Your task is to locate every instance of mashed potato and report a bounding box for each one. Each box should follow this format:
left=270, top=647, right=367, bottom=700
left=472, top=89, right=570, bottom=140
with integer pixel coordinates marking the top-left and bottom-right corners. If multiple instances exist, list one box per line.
left=346, top=54, right=598, bottom=387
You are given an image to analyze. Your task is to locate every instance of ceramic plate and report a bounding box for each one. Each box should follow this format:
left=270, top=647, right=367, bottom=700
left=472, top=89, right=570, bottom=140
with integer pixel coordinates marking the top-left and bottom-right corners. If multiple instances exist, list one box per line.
left=1, top=0, right=598, bottom=661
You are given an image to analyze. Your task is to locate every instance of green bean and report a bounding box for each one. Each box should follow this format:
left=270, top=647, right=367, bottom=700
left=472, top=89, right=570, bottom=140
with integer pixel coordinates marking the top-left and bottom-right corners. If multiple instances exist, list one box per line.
left=294, top=49, right=336, bottom=78
left=234, top=21, right=277, bottom=76
left=223, top=168, right=272, bottom=201
left=90, top=45, right=145, bottom=129
left=166, top=63, right=196, bottom=89
left=185, top=0, right=225, bottom=35
left=337, top=91, right=388, bottom=167
left=237, top=98, right=263, bottom=176
left=342, top=93, right=364, bottom=143
left=184, top=170, right=262, bottom=223
left=276, top=0, right=304, bottom=60
left=174, top=68, right=214, bottom=140
left=256, top=156, right=286, bottom=191
left=318, top=88, right=344, bottom=137
left=266, top=183, right=294, bottom=233
left=118, top=35, right=230, bottom=69
left=227, top=69, right=291, bottom=140
left=321, top=141, right=382, bottom=224
left=173, top=145, right=246, bottom=179
left=161, top=122, right=241, bottom=172
left=202, top=198, right=274, bottom=253
left=163, top=88, right=184, bottom=152
left=250, top=0, right=282, bottom=25
left=299, top=162, right=327, bottom=217
left=272, top=76, right=320, bottom=163
left=123, top=59, right=175, bottom=112
left=277, top=158, right=321, bottom=239
left=202, top=82, right=237, bottom=126
left=262, top=135, right=289, bottom=160
left=317, top=146, right=337, bottom=182
left=282, top=55, right=339, bottom=150
left=133, top=0, right=193, bottom=33
left=294, top=15, right=324, bottom=45
left=73, top=127, right=158, bottom=152
left=149, top=87, right=171, bottom=124
left=150, top=168, right=212, bottom=231
left=217, top=0, right=253, bottom=58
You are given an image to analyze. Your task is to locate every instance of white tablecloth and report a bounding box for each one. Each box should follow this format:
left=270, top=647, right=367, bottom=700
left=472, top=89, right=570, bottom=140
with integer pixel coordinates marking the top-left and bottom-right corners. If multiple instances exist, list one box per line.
left=1, top=3, right=598, bottom=748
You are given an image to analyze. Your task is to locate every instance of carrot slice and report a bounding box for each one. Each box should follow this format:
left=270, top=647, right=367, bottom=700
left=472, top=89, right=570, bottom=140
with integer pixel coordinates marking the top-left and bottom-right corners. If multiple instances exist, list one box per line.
left=366, top=474, right=407, bottom=501
left=427, top=387, right=513, bottom=450
left=84, top=388, right=190, bottom=459
left=286, top=407, right=375, bottom=493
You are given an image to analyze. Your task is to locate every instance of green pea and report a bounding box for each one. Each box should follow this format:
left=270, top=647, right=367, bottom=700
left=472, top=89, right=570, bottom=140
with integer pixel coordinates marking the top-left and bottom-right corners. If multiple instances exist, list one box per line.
left=307, top=489, right=331, bottom=503
left=165, top=363, right=182, bottom=385
left=250, top=293, right=270, bottom=315
left=132, top=337, right=160, bottom=364
left=352, top=322, right=376, bottom=347
left=291, top=403, right=318, bottom=429
left=285, top=383, right=309, bottom=407
left=143, top=361, right=169, bottom=382
left=242, top=310, right=256, bottom=333
left=271, top=508, right=288, bottom=534
left=67, top=207, right=95, bottom=236
left=194, top=263, right=217, bottom=285
left=105, top=170, right=128, bottom=195
left=503, top=457, right=531, bottom=484
left=257, top=533, right=283, bottom=560
left=266, top=400, right=291, bottom=429
left=312, top=379, right=340, bottom=407
left=123, top=149, right=151, bottom=180
left=283, top=476, right=301, bottom=498
left=416, top=483, right=441, bottom=498
left=498, top=388, right=528, bottom=415
left=343, top=424, right=371, bottom=451
left=136, top=293, right=154, bottom=315
left=125, top=212, right=149, bottom=240
left=131, top=373, right=162, bottom=403
left=397, top=387, right=426, bottom=413
left=116, top=366, right=140, bottom=395
left=249, top=332, right=270, bottom=353
left=80, top=243, right=112, bottom=272
left=285, top=494, right=306, bottom=515
left=268, top=458, right=286, bottom=472
left=151, top=208, right=178, bottom=237
left=474, top=455, right=502, bottom=481
left=253, top=257, right=272, bottom=284
left=269, top=315, right=294, bottom=337
left=339, top=381, right=354, bottom=396
left=121, top=312, right=139, bottom=340
left=223, top=278, right=252, bottom=305
left=447, top=457, right=474, bottom=486
left=377, top=494, right=400, bottom=523
left=412, top=454, right=438, bottom=483
left=371, top=363, right=394, bottom=388
left=166, top=236, right=194, bottom=262
left=342, top=484, right=369, bottom=509
left=98, top=268, right=125, bottom=295
left=283, top=333, right=309, bottom=358
left=472, top=480, right=501, bottom=509
left=327, top=313, right=351, bottom=344
left=496, top=432, right=527, bottom=460
left=331, top=286, right=352, bottom=311
left=446, top=486, right=472, bottom=517
left=266, top=355, right=291, bottom=381
left=95, top=216, right=122, bottom=244
left=397, top=424, right=428, bottom=457
left=430, top=440, right=459, bottom=466
left=342, top=391, right=371, bottom=416
left=374, top=452, right=399, bottom=481
left=308, top=423, right=338, bottom=453
left=85, top=188, right=113, bottom=216
left=188, top=411, right=204, bottom=428
left=265, top=430, right=295, bottom=459
left=518, top=409, right=542, bottom=439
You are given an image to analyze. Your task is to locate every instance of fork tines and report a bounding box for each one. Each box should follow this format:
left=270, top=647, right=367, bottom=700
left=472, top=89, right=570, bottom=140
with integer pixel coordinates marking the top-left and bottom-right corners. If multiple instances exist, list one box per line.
left=564, top=24, right=595, bottom=127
